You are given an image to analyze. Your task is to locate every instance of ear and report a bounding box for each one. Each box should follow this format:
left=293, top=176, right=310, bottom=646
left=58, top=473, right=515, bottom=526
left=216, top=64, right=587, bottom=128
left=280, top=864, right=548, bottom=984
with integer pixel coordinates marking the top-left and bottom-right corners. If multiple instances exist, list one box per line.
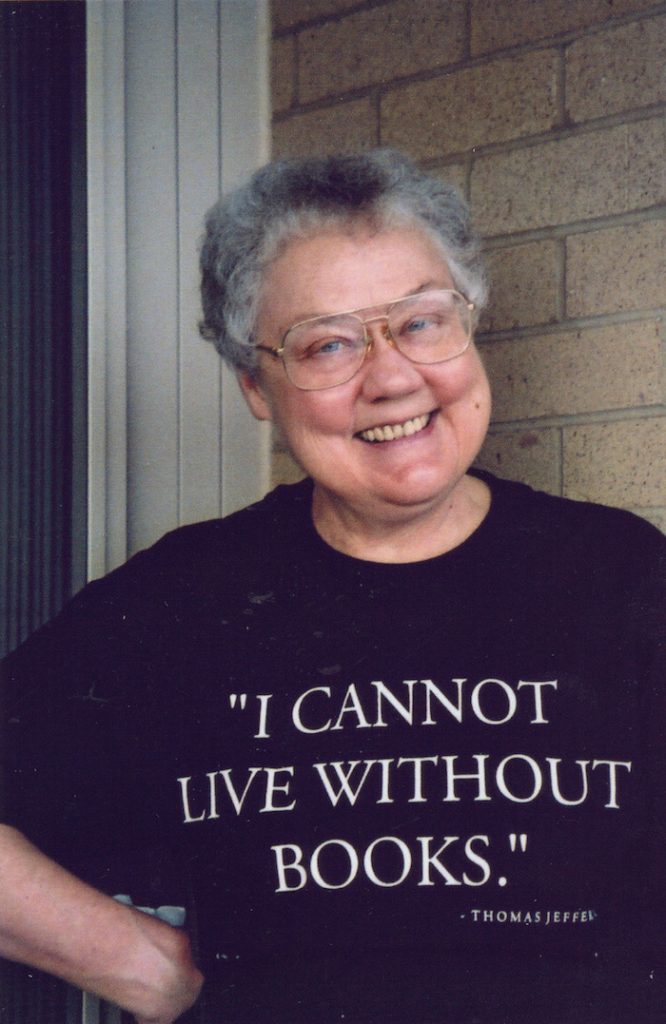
left=237, top=370, right=273, bottom=422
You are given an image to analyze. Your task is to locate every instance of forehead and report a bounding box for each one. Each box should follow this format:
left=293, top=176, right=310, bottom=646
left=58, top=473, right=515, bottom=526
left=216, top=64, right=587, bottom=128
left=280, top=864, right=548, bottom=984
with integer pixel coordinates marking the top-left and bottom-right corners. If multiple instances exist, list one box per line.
left=257, top=224, right=454, bottom=335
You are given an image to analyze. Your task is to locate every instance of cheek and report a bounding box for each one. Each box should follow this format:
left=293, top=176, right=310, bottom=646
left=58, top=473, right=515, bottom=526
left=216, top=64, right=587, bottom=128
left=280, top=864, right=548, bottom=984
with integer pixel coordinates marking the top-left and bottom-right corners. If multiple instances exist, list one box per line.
left=430, top=350, right=489, bottom=407
left=280, top=391, right=357, bottom=440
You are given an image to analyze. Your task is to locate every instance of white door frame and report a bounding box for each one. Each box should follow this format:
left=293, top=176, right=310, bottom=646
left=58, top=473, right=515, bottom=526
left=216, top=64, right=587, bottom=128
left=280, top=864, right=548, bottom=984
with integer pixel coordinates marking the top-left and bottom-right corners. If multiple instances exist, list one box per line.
left=86, top=0, right=270, bottom=579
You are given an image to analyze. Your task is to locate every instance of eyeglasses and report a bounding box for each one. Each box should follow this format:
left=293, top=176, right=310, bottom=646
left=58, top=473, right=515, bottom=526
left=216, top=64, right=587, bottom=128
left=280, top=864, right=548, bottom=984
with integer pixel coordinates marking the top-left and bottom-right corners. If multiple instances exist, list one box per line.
left=255, top=288, right=475, bottom=391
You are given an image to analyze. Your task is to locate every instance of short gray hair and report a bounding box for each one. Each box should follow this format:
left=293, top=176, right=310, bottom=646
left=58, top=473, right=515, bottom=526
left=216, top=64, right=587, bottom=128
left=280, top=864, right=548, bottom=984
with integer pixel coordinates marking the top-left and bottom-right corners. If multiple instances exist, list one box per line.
left=199, top=149, right=487, bottom=372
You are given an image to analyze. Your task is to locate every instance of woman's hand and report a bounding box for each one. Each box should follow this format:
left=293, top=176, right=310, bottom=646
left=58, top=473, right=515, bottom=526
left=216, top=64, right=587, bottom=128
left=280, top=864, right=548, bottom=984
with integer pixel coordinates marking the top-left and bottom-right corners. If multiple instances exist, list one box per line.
left=120, top=909, right=203, bottom=1024
left=0, top=825, right=203, bottom=1022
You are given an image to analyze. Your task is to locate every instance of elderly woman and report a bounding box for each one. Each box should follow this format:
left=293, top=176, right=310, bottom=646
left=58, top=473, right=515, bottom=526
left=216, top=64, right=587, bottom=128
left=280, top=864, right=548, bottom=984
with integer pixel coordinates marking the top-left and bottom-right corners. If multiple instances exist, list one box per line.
left=1, top=151, right=664, bottom=1024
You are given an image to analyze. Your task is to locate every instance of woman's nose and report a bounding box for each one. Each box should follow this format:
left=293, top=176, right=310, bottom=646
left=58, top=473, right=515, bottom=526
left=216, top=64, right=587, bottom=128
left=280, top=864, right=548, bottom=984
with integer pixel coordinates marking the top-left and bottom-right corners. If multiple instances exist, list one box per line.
left=359, top=320, right=423, bottom=399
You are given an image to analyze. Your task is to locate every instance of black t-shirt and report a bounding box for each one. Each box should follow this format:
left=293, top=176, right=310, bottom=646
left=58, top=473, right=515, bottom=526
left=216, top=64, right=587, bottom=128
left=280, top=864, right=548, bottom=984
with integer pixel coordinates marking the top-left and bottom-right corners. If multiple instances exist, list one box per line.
left=2, top=472, right=665, bottom=1023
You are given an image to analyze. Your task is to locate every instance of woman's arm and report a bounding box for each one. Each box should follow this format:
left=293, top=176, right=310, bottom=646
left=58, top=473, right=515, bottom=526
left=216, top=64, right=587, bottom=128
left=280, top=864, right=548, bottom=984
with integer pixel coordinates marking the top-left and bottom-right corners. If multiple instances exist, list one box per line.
left=0, top=825, right=203, bottom=1024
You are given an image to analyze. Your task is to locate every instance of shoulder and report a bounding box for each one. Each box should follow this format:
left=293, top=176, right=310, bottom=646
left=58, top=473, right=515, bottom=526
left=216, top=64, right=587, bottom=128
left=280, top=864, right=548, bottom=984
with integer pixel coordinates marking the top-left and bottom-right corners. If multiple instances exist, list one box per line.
left=89, top=478, right=315, bottom=614
left=479, top=469, right=663, bottom=544
left=136, top=478, right=313, bottom=581
left=2, top=480, right=314, bottom=674
left=475, top=469, right=665, bottom=586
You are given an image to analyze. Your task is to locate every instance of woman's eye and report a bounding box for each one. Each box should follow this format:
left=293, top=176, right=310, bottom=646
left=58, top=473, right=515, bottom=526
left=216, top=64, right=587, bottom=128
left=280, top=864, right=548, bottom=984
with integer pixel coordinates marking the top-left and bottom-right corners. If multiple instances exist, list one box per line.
left=402, top=314, right=439, bottom=335
left=319, top=338, right=344, bottom=353
left=308, top=336, right=354, bottom=358
left=405, top=316, right=430, bottom=333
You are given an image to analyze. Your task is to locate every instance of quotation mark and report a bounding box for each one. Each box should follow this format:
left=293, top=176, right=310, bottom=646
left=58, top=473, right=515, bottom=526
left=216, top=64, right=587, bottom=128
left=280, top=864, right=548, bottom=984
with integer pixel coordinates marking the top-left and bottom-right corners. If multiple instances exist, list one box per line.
left=228, top=692, right=272, bottom=738
left=498, top=834, right=529, bottom=887
left=509, top=833, right=528, bottom=853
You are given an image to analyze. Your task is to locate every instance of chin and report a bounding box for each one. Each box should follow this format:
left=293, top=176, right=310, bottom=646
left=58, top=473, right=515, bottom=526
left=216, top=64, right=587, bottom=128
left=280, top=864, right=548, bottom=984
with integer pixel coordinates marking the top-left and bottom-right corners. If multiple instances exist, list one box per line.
left=383, top=457, right=466, bottom=500
left=371, top=474, right=466, bottom=514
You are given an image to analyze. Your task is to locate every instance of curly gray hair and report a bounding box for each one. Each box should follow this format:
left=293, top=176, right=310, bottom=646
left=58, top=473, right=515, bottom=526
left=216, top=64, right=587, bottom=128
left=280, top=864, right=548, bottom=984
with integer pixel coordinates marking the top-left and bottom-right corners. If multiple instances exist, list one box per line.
left=199, top=149, right=487, bottom=373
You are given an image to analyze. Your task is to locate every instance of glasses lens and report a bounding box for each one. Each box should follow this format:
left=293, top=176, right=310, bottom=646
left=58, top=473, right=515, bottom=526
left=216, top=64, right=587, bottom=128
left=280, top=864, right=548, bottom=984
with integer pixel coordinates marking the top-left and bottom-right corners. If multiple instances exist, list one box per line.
left=388, top=291, right=471, bottom=364
left=282, top=315, right=367, bottom=390
left=279, top=290, right=472, bottom=390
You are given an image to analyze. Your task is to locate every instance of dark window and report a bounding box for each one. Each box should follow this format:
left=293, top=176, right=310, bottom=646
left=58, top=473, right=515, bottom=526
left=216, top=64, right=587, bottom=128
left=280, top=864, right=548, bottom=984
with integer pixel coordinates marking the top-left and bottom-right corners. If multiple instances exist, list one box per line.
left=0, top=0, right=87, bottom=659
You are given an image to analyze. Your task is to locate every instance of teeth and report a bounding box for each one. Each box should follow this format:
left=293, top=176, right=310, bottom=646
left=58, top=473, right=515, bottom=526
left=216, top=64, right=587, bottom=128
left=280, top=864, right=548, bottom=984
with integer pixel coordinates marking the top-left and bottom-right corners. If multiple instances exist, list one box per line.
left=359, top=413, right=430, bottom=443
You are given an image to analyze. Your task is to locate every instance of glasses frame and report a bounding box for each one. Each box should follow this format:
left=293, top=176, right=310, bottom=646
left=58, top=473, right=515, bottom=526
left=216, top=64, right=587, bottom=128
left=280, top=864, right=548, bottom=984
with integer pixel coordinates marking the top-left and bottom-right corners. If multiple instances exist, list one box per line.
left=254, top=288, right=475, bottom=391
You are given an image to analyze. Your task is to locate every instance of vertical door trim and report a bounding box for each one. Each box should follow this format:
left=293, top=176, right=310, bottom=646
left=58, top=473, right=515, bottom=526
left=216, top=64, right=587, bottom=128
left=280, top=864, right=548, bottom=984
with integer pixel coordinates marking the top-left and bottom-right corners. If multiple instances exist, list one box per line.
left=86, top=1, right=270, bottom=578
left=86, top=0, right=129, bottom=579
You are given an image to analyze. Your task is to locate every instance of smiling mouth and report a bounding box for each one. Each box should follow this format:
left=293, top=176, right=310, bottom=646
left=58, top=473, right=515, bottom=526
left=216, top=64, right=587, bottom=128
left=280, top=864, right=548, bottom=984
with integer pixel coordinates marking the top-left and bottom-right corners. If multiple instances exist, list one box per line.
left=357, top=412, right=433, bottom=443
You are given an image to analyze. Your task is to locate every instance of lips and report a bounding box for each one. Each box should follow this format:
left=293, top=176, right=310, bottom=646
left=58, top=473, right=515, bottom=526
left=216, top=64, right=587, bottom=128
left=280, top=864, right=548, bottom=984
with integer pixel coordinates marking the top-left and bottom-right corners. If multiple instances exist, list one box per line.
left=357, top=412, right=432, bottom=443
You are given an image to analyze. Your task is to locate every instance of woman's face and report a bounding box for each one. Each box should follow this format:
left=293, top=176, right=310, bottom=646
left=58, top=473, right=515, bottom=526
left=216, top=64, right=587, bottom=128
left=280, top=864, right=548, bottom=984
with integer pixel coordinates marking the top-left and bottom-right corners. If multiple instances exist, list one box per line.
left=240, top=223, right=491, bottom=527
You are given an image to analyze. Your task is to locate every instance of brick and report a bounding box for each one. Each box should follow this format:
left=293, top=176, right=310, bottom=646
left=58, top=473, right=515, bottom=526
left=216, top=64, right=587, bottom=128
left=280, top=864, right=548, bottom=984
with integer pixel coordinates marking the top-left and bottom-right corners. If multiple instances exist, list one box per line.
left=471, top=117, right=666, bottom=235
left=566, top=218, right=666, bottom=317
left=298, top=0, right=466, bottom=104
left=627, top=117, right=666, bottom=209
left=480, top=240, right=560, bottom=332
left=272, top=35, right=295, bottom=113
left=479, top=320, right=664, bottom=421
left=471, top=0, right=658, bottom=56
left=272, top=99, right=376, bottom=158
left=381, top=50, right=559, bottom=161
left=475, top=428, right=561, bottom=494
left=272, top=0, right=359, bottom=32
left=563, top=416, right=666, bottom=507
left=567, top=15, right=666, bottom=122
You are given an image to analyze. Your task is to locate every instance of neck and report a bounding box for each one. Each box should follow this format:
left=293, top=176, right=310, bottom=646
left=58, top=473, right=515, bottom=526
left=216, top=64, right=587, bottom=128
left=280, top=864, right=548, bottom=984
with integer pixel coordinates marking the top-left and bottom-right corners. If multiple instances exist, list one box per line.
left=311, top=474, right=491, bottom=563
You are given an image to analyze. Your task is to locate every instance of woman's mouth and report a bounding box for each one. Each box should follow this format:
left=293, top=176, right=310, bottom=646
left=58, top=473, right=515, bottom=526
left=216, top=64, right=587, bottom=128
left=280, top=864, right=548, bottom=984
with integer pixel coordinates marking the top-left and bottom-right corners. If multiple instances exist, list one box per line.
left=357, top=412, right=433, bottom=443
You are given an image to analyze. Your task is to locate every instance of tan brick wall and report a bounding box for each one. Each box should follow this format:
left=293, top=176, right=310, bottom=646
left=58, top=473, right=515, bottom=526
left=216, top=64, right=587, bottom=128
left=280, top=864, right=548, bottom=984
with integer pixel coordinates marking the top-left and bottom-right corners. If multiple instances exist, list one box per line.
left=270, top=0, right=666, bottom=526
